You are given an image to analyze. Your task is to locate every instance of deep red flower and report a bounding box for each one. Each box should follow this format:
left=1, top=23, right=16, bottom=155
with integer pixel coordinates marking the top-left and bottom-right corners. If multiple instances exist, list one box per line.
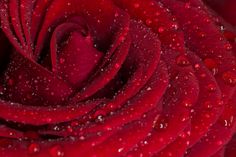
left=0, top=0, right=235, bottom=157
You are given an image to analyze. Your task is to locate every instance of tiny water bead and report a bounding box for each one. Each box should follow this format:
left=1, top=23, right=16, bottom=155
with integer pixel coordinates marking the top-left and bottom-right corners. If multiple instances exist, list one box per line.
left=145, top=19, right=152, bottom=26
left=49, top=145, right=65, bottom=157
left=28, top=143, right=40, bottom=154
left=206, top=83, right=217, bottom=92
left=222, top=71, right=236, bottom=86
left=158, top=26, right=165, bottom=33
left=224, top=43, right=233, bottom=51
left=203, top=101, right=213, bottom=110
left=153, top=118, right=169, bottom=131
left=176, top=55, right=190, bottom=66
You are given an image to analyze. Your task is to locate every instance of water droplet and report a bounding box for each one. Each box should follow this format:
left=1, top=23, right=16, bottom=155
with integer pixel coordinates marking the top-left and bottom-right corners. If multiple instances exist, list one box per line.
left=153, top=118, right=168, bottom=131
left=66, top=126, right=73, bottom=133
left=96, top=115, right=104, bottom=122
left=158, top=27, right=165, bottom=33
left=198, top=32, right=206, bottom=38
left=171, top=23, right=178, bottom=30
left=28, top=143, right=40, bottom=154
left=222, top=71, right=236, bottom=86
left=146, top=87, right=152, bottom=91
left=203, top=58, right=218, bottom=75
left=118, top=147, right=124, bottom=153
left=203, top=101, right=213, bottom=109
left=93, top=110, right=106, bottom=119
left=49, top=145, right=64, bottom=157
left=206, top=84, right=216, bottom=92
left=179, top=114, right=189, bottom=122
left=223, top=116, right=234, bottom=128
left=224, top=43, right=232, bottom=50
left=176, top=55, right=190, bottom=66
left=183, top=101, right=192, bottom=108
left=194, top=64, right=200, bottom=69
left=145, top=19, right=152, bottom=26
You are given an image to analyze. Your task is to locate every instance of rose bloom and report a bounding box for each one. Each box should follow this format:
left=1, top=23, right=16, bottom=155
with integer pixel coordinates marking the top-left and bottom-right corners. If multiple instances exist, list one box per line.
left=0, top=0, right=235, bottom=157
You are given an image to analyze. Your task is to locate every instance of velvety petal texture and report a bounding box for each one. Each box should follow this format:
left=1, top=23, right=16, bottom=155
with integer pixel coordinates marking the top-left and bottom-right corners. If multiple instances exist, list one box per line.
left=0, top=0, right=235, bottom=157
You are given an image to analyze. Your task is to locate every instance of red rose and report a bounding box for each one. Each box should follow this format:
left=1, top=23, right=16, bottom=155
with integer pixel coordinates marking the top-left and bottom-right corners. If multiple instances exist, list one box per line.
left=0, top=0, right=235, bottom=157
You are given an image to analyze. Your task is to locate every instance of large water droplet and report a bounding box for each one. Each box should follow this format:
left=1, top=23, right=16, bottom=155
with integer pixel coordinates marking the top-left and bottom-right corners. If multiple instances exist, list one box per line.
left=203, top=58, right=218, bottom=75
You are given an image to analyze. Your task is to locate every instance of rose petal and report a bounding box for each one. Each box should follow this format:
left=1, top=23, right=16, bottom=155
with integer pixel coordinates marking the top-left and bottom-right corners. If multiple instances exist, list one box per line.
left=50, top=22, right=103, bottom=87
left=0, top=99, right=104, bottom=125
left=2, top=52, right=73, bottom=106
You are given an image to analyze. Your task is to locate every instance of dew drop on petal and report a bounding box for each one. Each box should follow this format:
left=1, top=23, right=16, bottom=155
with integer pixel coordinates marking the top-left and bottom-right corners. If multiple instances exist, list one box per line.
left=222, top=71, right=236, bottom=86
left=206, top=83, right=217, bottom=92
left=224, top=43, right=233, bottom=50
left=154, top=118, right=168, bottom=131
left=203, top=101, right=213, bottom=109
left=118, top=147, right=124, bottom=153
left=176, top=55, right=190, bottom=66
left=158, top=26, right=165, bottom=33
left=203, top=58, right=218, bottom=75
left=194, top=63, right=200, bottom=70
left=145, top=19, right=152, bottom=26
left=49, top=145, right=64, bottom=157
left=198, top=32, right=206, bottom=38
left=223, top=116, right=234, bottom=128
left=171, top=23, right=178, bottom=30
left=28, top=143, right=40, bottom=154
